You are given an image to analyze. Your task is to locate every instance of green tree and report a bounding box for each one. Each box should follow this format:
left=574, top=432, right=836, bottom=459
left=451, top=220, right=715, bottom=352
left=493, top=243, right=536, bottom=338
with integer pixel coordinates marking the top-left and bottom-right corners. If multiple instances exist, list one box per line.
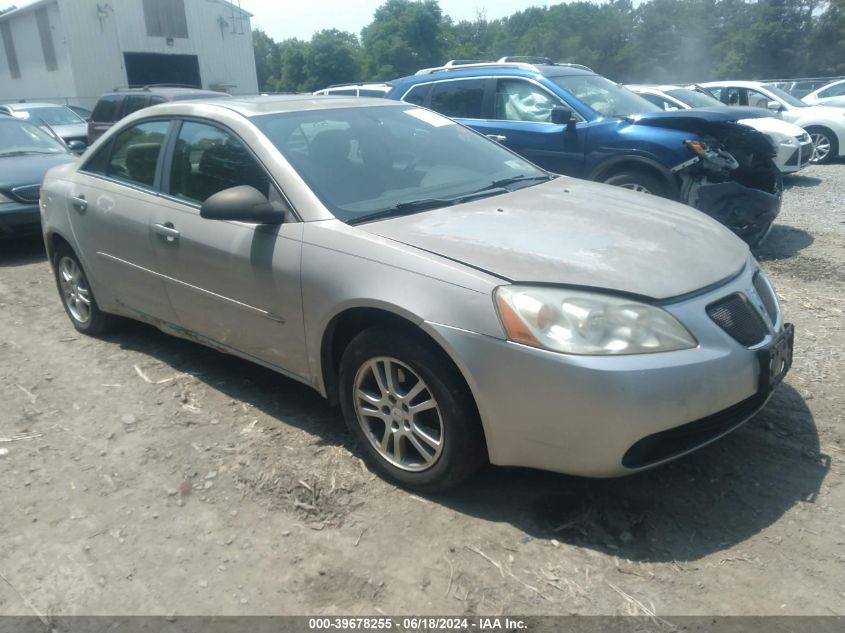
left=304, top=29, right=364, bottom=91
left=252, top=28, right=278, bottom=92
left=362, top=0, right=447, bottom=78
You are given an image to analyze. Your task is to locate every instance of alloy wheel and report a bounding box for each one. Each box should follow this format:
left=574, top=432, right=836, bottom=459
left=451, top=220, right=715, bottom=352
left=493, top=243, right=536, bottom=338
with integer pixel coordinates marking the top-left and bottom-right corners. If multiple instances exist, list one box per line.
left=809, top=132, right=831, bottom=163
left=58, top=256, right=92, bottom=324
left=352, top=356, right=444, bottom=472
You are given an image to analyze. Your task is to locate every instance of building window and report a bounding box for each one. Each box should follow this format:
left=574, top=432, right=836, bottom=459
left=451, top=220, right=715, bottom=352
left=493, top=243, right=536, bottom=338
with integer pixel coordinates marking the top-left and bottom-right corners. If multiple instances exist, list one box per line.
left=0, top=21, right=21, bottom=79
left=36, top=7, right=58, bottom=72
left=143, top=0, right=188, bottom=39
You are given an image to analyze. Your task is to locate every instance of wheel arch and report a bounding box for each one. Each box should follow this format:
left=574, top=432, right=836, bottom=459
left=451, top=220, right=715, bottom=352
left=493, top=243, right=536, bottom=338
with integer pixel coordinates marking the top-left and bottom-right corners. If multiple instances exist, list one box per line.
left=319, top=307, right=484, bottom=445
left=590, top=155, right=681, bottom=199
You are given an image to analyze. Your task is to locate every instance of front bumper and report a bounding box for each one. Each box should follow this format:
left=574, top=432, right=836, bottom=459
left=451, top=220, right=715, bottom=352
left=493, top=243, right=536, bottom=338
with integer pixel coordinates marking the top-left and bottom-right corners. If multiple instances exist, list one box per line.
left=693, top=176, right=782, bottom=246
left=424, top=262, right=790, bottom=477
left=0, top=202, right=41, bottom=239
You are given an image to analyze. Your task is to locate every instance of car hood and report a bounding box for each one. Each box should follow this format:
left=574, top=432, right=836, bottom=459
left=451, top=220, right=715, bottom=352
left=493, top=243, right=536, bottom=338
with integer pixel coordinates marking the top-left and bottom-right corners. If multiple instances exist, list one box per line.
left=738, top=116, right=807, bottom=138
left=360, top=178, right=749, bottom=300
left=628, top=106, right=776, bottom=130
left=0, top=152, right=76, bottom=189
left=46, top=123, right=88, bottom=139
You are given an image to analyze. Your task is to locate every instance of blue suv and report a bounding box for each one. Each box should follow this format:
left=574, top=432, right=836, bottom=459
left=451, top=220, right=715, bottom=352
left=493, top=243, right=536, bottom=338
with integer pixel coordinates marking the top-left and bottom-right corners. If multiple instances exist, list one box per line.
left=385, top=61, right=783, bottom=246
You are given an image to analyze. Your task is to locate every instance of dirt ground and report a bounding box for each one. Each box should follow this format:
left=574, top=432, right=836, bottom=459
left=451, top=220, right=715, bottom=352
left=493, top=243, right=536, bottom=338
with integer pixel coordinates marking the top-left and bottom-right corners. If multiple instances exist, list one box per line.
left=1, top=163, right=844, bottom=620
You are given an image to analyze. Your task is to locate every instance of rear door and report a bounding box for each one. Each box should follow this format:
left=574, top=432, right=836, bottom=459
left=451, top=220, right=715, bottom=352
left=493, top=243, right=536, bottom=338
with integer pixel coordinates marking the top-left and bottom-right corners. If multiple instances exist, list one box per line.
left=67, top=119, right=179, bottom=322
left=88, top=95, right=122, bottom=143
left=149, top=119, right=308, bottom=377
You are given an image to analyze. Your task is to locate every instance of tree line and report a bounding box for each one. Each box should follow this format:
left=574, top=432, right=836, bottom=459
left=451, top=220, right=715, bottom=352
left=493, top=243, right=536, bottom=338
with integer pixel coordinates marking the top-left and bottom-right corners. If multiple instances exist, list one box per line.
left=253, top=0, right=845, bottom=93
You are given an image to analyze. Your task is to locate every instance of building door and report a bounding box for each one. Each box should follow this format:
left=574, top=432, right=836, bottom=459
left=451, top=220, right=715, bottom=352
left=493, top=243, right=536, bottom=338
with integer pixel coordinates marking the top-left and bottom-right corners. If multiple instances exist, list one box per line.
left=124, top=52, right=201, bottom=87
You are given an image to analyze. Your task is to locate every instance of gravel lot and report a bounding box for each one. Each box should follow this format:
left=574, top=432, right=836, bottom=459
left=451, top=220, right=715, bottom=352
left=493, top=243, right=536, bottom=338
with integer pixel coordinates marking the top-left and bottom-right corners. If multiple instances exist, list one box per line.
left=1, top=162, right=843, bottom=620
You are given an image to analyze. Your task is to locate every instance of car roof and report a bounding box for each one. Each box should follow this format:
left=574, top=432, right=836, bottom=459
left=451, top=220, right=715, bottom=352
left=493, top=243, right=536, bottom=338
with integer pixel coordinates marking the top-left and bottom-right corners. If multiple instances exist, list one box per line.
left=102, top=87, right=226, bottom=97
left=135, top=94, right=406, bottom=118
left=627, top=85, right=685, bottom=93
left=396, top=63, right=594, bottom=84
left=0, top=102, right=69, bottom=110
left=809, top=78, right=845, bottom=94
left=697, top=80, right=769, bottom=89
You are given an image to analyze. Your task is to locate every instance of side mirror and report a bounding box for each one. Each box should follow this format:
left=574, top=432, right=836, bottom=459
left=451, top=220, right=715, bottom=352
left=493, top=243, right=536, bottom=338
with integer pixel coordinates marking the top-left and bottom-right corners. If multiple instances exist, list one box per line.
left=200, top=185, right=287, bottom=224
left=66, top=140, right=86, bottom=153
left=767, top=101, right=782, bottom=112
left=551, top=106, right=573, bottom=126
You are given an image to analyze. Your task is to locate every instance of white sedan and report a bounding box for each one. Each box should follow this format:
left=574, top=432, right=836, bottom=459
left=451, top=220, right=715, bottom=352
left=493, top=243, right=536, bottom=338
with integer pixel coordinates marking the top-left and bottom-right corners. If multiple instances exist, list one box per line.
left=698, top=80, right=845, bottom=163
left=802, top=78, right=845, bottom=109
left=628, top=84, right=814, bottom=174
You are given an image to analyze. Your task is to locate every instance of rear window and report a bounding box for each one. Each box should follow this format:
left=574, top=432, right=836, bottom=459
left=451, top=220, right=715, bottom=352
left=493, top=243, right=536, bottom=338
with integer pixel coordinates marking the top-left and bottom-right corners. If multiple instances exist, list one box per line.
left=91, top=95, right=122, bottom=123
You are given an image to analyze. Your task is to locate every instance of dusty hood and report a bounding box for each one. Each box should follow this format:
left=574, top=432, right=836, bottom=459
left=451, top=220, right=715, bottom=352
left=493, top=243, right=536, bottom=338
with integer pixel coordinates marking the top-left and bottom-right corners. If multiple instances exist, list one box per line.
left=361, top=178, right=750, bottom=300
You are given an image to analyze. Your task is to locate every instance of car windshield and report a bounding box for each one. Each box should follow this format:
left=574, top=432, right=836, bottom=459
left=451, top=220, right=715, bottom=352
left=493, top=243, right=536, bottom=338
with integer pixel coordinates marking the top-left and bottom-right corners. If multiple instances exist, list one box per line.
left=550, top=75, right=662, bottom=117
left=252, top=105, right=550, bottom=224
left=761, top=84, right=809, bottom=108
left=15, top=106, right=85, bottom=126
left=0, top=118, right=68, bottom=155
left=666, top=88, right=725, bottom=108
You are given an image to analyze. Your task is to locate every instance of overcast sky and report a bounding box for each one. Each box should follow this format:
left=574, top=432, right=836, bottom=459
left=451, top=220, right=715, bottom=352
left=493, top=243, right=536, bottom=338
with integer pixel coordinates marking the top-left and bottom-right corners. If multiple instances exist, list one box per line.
left=245, top=1, right=549, bottom=41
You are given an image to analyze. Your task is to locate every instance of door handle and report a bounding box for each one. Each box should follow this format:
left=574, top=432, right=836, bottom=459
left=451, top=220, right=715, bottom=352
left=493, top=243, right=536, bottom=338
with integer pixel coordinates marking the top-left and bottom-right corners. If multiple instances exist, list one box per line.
left=71, top=194, right=87, bottom=213
left=486, top=134, right=507, bottom=143
left=153, top=222, right=180, bottom=242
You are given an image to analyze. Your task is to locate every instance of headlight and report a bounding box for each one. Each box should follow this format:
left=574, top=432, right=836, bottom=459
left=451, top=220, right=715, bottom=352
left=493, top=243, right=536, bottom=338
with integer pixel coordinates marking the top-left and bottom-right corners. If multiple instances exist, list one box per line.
left=0, top=192, right=13, bottom=204
left=495, top=286, right=698, bottom=355
left=769, top=131, right=798, bottom=146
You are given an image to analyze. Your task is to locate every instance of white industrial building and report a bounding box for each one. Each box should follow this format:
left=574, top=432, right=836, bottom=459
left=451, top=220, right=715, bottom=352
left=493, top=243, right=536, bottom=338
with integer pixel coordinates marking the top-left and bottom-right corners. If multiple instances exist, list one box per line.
left=0, top=0, right=258, bottom=108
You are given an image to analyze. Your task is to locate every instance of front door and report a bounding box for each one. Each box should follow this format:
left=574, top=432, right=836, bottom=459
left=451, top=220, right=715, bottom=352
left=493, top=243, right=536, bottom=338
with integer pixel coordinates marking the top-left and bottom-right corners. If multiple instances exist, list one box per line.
left=149, top=119, right=309, bottom=378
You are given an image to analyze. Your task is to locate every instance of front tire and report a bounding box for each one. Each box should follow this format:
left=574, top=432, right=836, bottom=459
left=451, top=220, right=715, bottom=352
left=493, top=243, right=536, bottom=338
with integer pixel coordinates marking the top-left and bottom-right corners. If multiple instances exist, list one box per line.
left=53, top=245, right=118, bottom=335
left=338, top=328, right=485, bottom=492
left=806, top=127, right=838, bottom=164
left=602, top=169, right=669, bottom=198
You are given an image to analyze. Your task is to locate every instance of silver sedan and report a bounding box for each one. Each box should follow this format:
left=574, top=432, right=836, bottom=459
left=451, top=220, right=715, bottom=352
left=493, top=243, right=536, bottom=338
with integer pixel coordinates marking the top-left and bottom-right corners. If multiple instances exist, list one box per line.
left=40, top=96, right=794, bottom=491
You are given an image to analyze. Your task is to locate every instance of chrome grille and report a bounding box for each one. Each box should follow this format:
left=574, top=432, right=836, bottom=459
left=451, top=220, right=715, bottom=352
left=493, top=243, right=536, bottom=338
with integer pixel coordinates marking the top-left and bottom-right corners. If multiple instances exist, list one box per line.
left=11, top=184, right=41, bottom=203
left=707, top=293, right=768, bottom=347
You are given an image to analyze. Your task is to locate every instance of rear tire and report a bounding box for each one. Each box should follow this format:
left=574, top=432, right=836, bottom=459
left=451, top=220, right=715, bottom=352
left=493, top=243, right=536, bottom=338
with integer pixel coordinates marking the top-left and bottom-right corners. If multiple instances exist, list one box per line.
left=806, top=127, right=838, bottom=164
left=602, top=169, right=669, bottom=198
left=338, top=327, right=485, bottom=492
left=53, top=245, right=118, bottom=335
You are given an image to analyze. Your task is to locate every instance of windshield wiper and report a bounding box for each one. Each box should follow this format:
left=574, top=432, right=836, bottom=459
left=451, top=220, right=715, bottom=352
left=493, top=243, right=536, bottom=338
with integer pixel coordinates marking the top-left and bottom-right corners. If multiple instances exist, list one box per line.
left=487, top=174, right=554, bottom=189
left=347, top=187, right=513, bottom=226
left=0, top=150, right=59, bottom=157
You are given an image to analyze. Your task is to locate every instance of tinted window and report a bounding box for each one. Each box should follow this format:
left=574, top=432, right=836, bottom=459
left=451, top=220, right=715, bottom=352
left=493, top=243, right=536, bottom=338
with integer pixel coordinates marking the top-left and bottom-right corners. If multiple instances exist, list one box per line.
left=123, top=95, right=148, bottom=117
left=665, top=88, right=724, bottom=108
left=430, top=80, right=485, bottom=118
left=107, top=120, right=170, bottom=188
left=81, top=139, right=113, bottom=175
left=637, top=92, right=680, bottom=111
left=403, top=83, right=431, bottom=106
left=169, top=121, right=269, bottom=204
left=359, top=89, right=389, bottom=97
left=91, top=95, right=121, bottom=122
left=150, top=96, right=167, bottom=105
left=495, top=79, right=561, bottom=121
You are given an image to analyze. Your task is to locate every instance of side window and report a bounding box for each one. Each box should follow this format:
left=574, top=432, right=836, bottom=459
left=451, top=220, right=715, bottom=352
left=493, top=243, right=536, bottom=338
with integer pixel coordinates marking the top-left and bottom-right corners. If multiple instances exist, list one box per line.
left=820, top=83, right=845, bottom=98
left=150, top=96, right=167, bottom=106
left=638, top=93, right=678, bottom=111
left=403, top=83, right=432, bottom=106
left=168, top=120, right=270, bottom=204
left=106, top=120, right=170, bottom=188
left=122, top=95, right=148, bottom=117
left=719, top=87, right=742, bottom=105
left=746, top=89, right=772, bottom=109
left=495, top=79, right=561, bottom=122
left=91, top=95, right=121, bottom=123
left=429, top=79, right=485, bottom=119
left=81, top=139, right=113, bottom=175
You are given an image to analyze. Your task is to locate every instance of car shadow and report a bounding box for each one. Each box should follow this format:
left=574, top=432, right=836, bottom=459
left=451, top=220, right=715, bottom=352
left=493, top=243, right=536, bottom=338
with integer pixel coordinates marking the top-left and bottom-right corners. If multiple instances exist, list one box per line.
left=0, top=236, right=47, bottom=267
left=106, top=320, right=826, bottom=564
left=755, top=224, right=814, bottom=261
left=783, top=174, right=822, bottom=189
